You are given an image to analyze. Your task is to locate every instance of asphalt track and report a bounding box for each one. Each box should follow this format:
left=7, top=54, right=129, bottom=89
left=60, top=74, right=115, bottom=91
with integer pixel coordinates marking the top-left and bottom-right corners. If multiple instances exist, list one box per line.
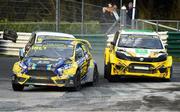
left=1, top=55, right=180, bottom=111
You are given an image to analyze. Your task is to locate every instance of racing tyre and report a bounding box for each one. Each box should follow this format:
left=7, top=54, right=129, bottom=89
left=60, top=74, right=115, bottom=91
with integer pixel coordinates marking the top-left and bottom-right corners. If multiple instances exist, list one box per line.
left=12, top=82, right=24, bottom=91
left=106, top=63, right=115, bottom=82
left=170, top=66, right=173, bottom=79
left=89, top=66, right=99, bottom=86
left=72, top=70, right=81, bottom=91
left=104, top=65, right=108, bottom=79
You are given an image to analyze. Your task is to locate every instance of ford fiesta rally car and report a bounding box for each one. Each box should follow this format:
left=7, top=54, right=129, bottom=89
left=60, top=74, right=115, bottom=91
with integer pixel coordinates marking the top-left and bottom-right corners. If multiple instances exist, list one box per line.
left=20, top=31, right=76, bottom=55
left=104, top=30, right=173, bottom=82
left=12, top=38, right=99, bottom=91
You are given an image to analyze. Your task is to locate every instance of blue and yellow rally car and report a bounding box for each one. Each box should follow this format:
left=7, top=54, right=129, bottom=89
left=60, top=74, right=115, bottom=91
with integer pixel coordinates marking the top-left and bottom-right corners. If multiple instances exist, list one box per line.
left=12, top=38, right=99, bottom=91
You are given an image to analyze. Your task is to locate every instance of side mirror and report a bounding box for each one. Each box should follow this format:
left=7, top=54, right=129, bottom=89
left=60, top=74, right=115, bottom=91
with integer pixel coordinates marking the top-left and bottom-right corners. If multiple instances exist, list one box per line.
left=3, top=29, right=18, bottom=43
left=110, top=41, right=115, bottom=46
left=19, top=48, right=25, bottom=60
left=164, top=45, right=168, bottom=49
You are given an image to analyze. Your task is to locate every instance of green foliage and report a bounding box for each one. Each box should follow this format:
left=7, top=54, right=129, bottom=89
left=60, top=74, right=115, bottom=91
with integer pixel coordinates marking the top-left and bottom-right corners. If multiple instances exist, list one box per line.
left=0, top=21, right=101, bottom=34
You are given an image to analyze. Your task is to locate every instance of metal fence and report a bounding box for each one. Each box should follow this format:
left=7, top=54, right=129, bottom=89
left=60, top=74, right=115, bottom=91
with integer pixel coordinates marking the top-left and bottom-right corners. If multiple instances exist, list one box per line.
left=134, top=19, right=180, bottom=32
left=0, top=0, right=116, bottom=34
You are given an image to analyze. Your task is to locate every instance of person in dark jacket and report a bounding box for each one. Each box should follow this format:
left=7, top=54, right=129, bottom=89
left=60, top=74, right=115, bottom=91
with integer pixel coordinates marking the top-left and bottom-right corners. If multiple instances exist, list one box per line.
left=127, top=2, right=133, bottom=25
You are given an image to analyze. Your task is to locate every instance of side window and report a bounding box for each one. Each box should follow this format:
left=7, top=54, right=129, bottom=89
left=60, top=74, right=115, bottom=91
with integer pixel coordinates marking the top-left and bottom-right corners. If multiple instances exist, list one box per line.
left=82, top=44, right=90, bottom=55
left=82, top=44, right=91, bottom=60
left=82, top=44, right=88, bottom=52
left=75, top=44, right=84, bottom=61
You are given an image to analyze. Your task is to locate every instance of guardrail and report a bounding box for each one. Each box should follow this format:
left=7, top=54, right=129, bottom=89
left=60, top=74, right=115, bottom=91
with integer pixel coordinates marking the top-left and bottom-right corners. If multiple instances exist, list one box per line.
left=2, top=31, right=179, bottom=57
left=135, top=19, right=180, bottom=32
left=167, top=32, right=180, bottom=57
left=0, top=32, right=106, bottom=56
left=0, top=32, right=31, bottom=56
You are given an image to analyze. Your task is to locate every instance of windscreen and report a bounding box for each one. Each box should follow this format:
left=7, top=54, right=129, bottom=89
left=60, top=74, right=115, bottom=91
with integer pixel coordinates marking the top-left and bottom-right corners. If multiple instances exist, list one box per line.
left=117, top=35, right=163, bottom=49
left=36, top=35, right=74, bottom=43
left=26, top=40, right=74, bottom=59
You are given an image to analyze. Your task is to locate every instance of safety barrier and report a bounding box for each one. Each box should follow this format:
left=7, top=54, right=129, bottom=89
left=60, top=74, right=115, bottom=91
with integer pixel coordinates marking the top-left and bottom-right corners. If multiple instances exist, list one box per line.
left=167, top=32, right=180, bottom=57
left=1, top=31, right=178, bottom=57
left=0, top=32, right=106, bottom=56
left=0, top=32, right=31, bottom=56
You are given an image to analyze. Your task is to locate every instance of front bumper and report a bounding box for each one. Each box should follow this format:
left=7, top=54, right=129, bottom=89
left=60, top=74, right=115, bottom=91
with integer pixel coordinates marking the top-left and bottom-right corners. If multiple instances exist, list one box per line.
left=12, top=73, right=75, bottom=87
left=110, top=57, right=172, bottom=79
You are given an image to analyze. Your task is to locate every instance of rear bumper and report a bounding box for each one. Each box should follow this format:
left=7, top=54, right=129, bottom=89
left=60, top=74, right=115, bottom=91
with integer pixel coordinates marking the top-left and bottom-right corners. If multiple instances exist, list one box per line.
left=12, top=74, right=75, bottom=87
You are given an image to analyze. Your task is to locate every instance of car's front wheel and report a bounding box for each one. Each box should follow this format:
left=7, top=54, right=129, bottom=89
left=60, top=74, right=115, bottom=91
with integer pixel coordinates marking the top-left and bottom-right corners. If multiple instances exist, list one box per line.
left=106, top=63, right=116, bottom=82
left=12, top=82, right=24, bottom=91
left=72, top=70, right=81, bottom=91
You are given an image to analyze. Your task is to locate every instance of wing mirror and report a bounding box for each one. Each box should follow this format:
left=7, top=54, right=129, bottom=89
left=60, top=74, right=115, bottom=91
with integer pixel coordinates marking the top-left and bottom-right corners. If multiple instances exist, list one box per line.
left=3, top=29, right=18, bottom=43
left=110, top=41, right=115, bottom=46
left=164, top=44, right=168, bottom=49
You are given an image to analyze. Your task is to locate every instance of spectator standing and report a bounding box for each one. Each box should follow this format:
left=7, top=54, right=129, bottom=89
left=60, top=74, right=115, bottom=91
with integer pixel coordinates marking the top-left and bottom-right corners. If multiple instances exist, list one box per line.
left=127, top=2, right=133, bottom=25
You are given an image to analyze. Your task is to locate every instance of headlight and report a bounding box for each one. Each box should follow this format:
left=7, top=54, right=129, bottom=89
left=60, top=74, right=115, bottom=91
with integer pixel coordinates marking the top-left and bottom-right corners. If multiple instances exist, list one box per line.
left=19, top=62, right=27, bottom=73
left=116, top=51, right=130, bottom=60
left=57, top=68, right=64, bottom=76
left=156, top=54, right=167, bottom=62
left=55, top=64, right=72, bottom=76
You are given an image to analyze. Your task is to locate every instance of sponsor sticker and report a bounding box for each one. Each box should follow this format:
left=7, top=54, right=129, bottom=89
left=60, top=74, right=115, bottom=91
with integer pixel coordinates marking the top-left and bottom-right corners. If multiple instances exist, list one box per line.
left=135, top=49, right=148, bottom=55
left=134, top=66, right=149, bottom=70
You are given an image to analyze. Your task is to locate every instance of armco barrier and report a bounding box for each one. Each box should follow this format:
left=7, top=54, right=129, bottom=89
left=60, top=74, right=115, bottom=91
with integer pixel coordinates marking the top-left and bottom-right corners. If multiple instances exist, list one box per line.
left=0, top=32, right=106, bottom=56
left=167, top=32, right=180, bottom=57
left=0, top=32, right=31, bottom=56
left=0, top=31, right=171, bottom=56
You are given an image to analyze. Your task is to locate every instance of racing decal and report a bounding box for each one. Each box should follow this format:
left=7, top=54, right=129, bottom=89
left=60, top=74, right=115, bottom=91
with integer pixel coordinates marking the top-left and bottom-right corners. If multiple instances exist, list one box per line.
left=37, top=37, right=43, bottom=43
left=32, top=46, right=47, bottom=50
left=77, top=57, right=85, bottom=66
left=37, top=60, right=50, bottom=64
left=81, top=73, right=88, bottom=81
left=46, top=64, right=51, bottom=70
left=135, top=49, right=148, bottom=55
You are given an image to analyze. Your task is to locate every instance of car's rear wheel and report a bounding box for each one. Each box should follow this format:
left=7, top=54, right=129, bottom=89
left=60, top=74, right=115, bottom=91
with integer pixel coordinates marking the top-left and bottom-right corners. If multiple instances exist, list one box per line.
left=12, top=82, right=24, bottom=91
left=104, top=65, right=108, bottom=79
left=72, top=70, right=81, bottom=91
left=89, top=66, right=99, bottom=86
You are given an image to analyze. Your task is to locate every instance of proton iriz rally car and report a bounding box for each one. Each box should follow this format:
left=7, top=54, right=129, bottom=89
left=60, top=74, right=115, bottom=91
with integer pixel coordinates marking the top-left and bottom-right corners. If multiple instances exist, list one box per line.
left=104, top=30, right=173, bottom=82
left=12, top=38, right=98, bottom=91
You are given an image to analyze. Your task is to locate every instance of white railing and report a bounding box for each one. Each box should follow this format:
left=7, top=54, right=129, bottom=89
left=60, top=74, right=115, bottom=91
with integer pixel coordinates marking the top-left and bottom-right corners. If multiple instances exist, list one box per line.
left=0, top=31, right=168, bottom=56
left=0, top=32, right=31, bottom=56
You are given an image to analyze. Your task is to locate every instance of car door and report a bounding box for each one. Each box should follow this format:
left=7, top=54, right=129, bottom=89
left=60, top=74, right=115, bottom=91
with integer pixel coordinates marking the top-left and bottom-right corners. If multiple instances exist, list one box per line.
left=82, top=44, right=91, bottom=69
left=75, top=44, right=88, bottom=77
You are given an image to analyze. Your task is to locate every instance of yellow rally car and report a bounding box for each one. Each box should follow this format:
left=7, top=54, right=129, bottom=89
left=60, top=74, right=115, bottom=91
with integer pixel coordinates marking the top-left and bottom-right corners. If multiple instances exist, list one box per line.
left=12, top=38, right=99, bottom=91
left=104, top=30, right=173, bottom=82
